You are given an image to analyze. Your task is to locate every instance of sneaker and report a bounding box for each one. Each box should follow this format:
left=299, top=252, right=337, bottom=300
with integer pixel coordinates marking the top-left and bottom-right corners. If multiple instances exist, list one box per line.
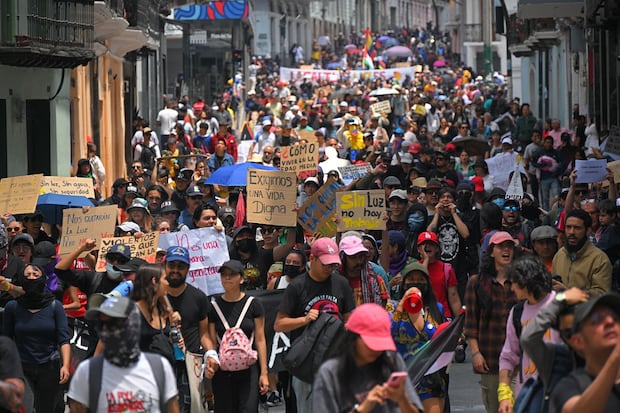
left=266, top=391, right=283, bottom=407
left=454, top=344, right=466, bottom=363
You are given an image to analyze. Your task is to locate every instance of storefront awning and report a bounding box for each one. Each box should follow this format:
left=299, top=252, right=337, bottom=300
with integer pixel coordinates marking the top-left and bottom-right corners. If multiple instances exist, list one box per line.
left=518, top=0, right=584, bottom=19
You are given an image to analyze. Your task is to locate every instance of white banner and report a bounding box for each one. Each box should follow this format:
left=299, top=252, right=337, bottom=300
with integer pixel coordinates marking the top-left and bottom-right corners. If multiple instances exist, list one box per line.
left=158, top=228, right=228, bottom=296
left=279, top=67, right=416, bottom=84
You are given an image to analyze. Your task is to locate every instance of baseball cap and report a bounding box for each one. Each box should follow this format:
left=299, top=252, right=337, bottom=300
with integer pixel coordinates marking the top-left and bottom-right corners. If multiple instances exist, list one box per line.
left=232, top=225, right=253, bottom=239
left=86, top=296, right=135, bottom=321
left=143, top=127, right=152, bottom=134
left=488, top=231, right=517, bottom=250
left=11, top=233, right=34, bottom=250
left=456, top=182, right=474, bottom=192
left=339, top=236, right=368, bottom=256
left=389, top=189, right=408, bottom=201
left=113, top=178, right=129, bottom=188
left=339, top=101, right=349, bottom=107
left=394, top=128, right=404, bottom=135
left=185, top=185, right=203, bottom=197
left=400, top=153, right=413, bottom=164
left=304, top=176, right=320, bottom=186
left=471, top=176, right=484, bottom=192
left=417, top=231, right=439, bottom=245
left=125, top=185, right=139, bottom=197
left=219, top=259, right=244, bottom=274
left=165, top=246, right=190, bottom=265
left=106, top=244, right=131, bottom=260
left=426, top=179, right=443, bottom=189
left=126, top=198, right=149, bottom=214
left=345, top=303, right=396, bottom=352
left=402, top=261, right=429, bottom=277
left=117, top=221, right=141, bottom=233
left=218, top=206, right=235, bottom=220
left=572, top=293, right=620, bottom=333
left=409, top=142, right=422, bottom=154
left=530, top=225, right=558, bottom=242
left=32, top=241, right=56, bottom=266
left=114, top=257, right=148, bottom=272
left=383, top=176, right=401, bottom=187
left=501, top=136, right=513, bottom=145
left=160, top=201, right=180, bottom=215
left=263, top=120, right=272, bottom=127
left=310, top=237, right=341, bottom=265
left=388, top=230, right=406, bottom=248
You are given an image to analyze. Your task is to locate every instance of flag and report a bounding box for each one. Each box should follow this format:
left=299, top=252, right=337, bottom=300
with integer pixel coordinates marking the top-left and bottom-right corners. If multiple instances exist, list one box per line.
left=364, top=28, right=372, bottom=52
left=362, top=49, right=374, bottom=70
left=405, top=313, right=465, bottom=384
left=234, top=190, right=246, bottom=229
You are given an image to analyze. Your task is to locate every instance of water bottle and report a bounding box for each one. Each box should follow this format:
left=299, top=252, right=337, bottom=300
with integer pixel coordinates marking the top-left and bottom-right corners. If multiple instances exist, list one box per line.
left=170, top=324, right=185, bottom=361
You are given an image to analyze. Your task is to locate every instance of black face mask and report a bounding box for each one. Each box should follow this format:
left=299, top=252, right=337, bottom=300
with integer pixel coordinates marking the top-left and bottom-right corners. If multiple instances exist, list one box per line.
left=404, top=282, right=429, bottom=297
left=236, top=239, right=254, bottom=253
left=21, top=275, right=47, bottom=294
left=282, top=264, right=303, bottom=278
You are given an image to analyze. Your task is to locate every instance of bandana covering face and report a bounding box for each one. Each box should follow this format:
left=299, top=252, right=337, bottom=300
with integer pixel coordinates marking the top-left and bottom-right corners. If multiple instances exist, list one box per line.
left=96, top=305, right=141, bottom=367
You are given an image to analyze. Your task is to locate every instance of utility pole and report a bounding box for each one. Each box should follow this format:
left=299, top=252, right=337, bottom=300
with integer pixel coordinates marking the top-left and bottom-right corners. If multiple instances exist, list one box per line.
left=482, top=0, right=494, bottom=77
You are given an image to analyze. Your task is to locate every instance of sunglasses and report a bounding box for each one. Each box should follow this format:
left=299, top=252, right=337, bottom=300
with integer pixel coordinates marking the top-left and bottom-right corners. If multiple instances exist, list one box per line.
left=262, top=227, right=278, bottom=234
left=460, top=126, right=468, bottom=129
left=6, top=227, right=20, bottom=232
left=132, top=165, right=142, bottom=169
left=503, top=206, right=520, bottom=212
left=426, top=189, right=439, bottom=195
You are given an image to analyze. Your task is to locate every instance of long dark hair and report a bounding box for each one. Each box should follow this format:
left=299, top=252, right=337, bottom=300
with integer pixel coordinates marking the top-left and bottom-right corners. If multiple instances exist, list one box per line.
left=400, top=270, right=444, bottom=324
left=131, top=264, right=166, bottom=319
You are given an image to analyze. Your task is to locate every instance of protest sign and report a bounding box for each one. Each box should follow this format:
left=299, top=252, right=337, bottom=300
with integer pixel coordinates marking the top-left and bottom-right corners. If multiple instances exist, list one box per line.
left=604, top=126, right=620, bottom=158
left=337, top=190, right=386, bottom=232
left=95, top=232, right=160, bottom=272
left=41, top=176, right=94, bottom=198
left=505, top=167, right=524, bottom=201
left=158, top=228, right=227, bottom=296
left=338, top=164, right=372, bottom=181
left=58, top=205, right=117, bottom=256
left=279, top=66, right=416, bottom=84
left=237, top=140, right=254, bottom=164
left=297, top=130, right=317, bottom=143
left=297, top=177, right=340, bottom=234
left=575, top=159, right=608, bottom=183
left=246, top=169, right=297, bottom=226
left=279, top=143, right=319, bottom=174
left=485, top=152, right=525, bottom=190
left=0, top=174, right=43, bottom=214
left=370, top=100, right=391, bottom=115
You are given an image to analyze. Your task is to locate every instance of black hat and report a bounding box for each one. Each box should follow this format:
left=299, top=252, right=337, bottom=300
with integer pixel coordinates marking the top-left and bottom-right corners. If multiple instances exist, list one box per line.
left=160, top=201, right=180, bottom=215
left=113, top=178, right=129, bottom=189
left=572, top=293, right=620, bottom=333
left=113, top=257, right=148, bottom=273
left=219, top=260, right=244, bottom=274
left=32, top=241, right=56, bottom=266
left=86, top=296, right=135, bottom=321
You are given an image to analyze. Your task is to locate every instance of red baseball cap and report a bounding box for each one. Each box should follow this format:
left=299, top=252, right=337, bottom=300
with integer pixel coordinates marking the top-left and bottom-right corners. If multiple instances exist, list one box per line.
left=417, top=231, right=439, bottom=245
left=345, top=304, right=396, bottom=352
left=310, top=238, right=341, bottom=265
left=471, top=176, right=485, bottom=192
left=409, top=142, right=422, bottom=154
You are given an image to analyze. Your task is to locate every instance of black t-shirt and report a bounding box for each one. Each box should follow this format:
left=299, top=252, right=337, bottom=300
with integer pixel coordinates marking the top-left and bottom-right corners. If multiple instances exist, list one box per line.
left=0, top=337, right=25, bottom=413
left=551, top=368, right=620, bottom=413
left=208, top=294, right=264, bottom=343
left=55, top=268, right=120, bottom=296
left=231, top=248, right=274, bottom=291
left=167, top=284, right=210, bottom=353
left=279, top=272, right=355, bottom=342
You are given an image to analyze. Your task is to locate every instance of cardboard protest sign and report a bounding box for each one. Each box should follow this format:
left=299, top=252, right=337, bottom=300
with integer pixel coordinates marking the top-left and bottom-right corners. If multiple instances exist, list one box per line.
left=246, top=169, right=297, bottom=226
left=485, top=152, right=525, bottom=190
left=0, top=174, right=43, bottom=214
left=58, top=205, right=117, bottom=256
left=338, top=164, right=372, bottom=185
left=158, top=228, right=227, bottom=296
left=371, top=100, right=391, bottom=114
left=297, top=177, right=341, bottom=234
left=575, top=159, right=607, bottom=184
left=337, top=190, right=386, bottom=232
left=279, top=143, right=319, bottom=174
left=41, top=176, right=94, bottom=198
left=297, top=130, right=317, bottom=143
left=95, top=232, right=160, bottom=272
left=607, top=160, right=620, bottom=182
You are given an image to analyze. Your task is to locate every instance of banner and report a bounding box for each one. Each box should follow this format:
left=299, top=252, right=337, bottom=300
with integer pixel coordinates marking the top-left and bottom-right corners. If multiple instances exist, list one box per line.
left=95, top=232, right=160, bottom=272
left=0, top=174, right=43, bottom=214
left=158, top=228, right=227, bottom=296
left=297, top=177, right=341, bottom=234
left=338, top=164, right=372, bottom=180
left=246, top=169, right=297, bottom=226
left=336, top=190, right=386, bottom=232
left=279, top=143, right=319, bottom=174
left=279, top=66, right=416, bottom=84
left=41, top=176, right=95, bottom=198
left=59, top=205, right=118, bottom=256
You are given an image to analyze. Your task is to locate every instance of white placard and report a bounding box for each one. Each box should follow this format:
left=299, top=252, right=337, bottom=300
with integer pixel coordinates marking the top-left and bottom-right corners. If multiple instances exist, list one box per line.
left=575, top=159, right=608, bottom=184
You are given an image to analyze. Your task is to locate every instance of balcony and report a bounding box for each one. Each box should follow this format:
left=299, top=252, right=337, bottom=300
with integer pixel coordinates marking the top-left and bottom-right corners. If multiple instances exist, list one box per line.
left=0, top=0, right=95, bottom=68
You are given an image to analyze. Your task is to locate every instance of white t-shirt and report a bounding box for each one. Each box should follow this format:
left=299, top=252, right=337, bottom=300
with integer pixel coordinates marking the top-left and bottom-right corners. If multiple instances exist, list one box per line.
left=157, top=108, right=179, bottom=136
left=68, top=353, right=178, bottom=413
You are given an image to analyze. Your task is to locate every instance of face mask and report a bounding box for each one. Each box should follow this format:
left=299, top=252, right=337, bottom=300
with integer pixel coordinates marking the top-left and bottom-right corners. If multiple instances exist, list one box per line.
left=404, top=282, right=429, bottom=297
left=106, top=263, right=122, bottom=280
left=492, top=198, right=505, bottom=208
left=236, top=239, right=253, bottom=253
left=21, top=275, right=46, bottom=294
left=95, top=306, right=141, bottom=367
left=282, top=264, right=303, bottom=279
left=408, top=213, right=426, bottom=232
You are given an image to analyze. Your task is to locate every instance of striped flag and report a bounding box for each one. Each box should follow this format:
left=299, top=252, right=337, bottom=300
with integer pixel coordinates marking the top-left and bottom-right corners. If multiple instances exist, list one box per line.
left=362, top=49, right=374, bottom=70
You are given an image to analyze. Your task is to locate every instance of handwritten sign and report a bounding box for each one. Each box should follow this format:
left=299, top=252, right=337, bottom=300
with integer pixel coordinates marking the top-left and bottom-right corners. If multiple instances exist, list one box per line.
left=41, top=176, right=94, bottom=198
left=485, top=152, right=525, bottom=190
left=607, top=160, right=620, bottom=183
left=575, top=159, right=607, bottom=184
left=338, top=164, right=372, bottom=180
left=337, top=190, right=386, bottom=232
left=505, top=168, right=524, bottom=201
left=371, top=100, right=391, bottom=114
left=279, top=143, right=319, bottom=174
left=95, top=232, right=160, bottom=272
left=158, top=228, right=227, bottom=296
left=297, top=177, right=341, bottom=233
left=246, top=169, right=297, bottom=226
left=0, top=174, right=43, bottom=214
left=296, top=130, right=317, bottom=143
left=58, top=205, right=118, bottom=256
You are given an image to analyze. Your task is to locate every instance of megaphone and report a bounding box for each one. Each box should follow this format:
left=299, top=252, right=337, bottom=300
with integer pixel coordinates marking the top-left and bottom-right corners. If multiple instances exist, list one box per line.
left=87, top=281, right=134, bottom=310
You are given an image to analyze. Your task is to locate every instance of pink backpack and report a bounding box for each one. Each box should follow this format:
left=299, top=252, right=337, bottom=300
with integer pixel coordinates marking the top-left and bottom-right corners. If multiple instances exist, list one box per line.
left=211, top=296, right=258, bottom=371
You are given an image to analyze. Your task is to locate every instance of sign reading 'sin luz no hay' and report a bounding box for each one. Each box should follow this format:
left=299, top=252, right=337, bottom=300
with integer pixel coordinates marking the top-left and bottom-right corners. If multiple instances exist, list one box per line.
left=336, top=190, right=386, bottom=232
left=246, top=169, right=297, bottom=227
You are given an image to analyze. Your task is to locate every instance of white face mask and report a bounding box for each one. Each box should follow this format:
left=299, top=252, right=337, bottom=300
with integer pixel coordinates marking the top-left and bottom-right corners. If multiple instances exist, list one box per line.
left=106, top=263, right=122, bottom=280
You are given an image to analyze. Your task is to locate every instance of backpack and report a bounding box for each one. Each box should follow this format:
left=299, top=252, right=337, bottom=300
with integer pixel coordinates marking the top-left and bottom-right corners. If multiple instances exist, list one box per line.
left=283, top=311, right=345, bottom=384
left=513, top=344, right=572, bottom=413
left=211, top=296, right=258, bottom=371
left=88, top=353, right=166, bottom=411
left=140, top=144, right=157, bottom=172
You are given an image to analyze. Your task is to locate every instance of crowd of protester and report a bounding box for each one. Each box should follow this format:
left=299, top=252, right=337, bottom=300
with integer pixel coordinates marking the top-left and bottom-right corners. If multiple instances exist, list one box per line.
left=1, top=27, right=620, bottom=413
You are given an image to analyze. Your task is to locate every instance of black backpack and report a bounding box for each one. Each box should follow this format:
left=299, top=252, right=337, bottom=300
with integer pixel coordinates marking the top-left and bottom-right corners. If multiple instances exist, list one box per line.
left=513, top=344, right=572, bottom=413
left=140, top=145, right=157, bottom=172
left=282, top=312, right=344, bottom=383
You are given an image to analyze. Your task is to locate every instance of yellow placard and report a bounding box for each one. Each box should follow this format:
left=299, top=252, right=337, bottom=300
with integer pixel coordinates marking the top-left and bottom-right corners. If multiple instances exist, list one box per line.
left=95, top=232, right=160, bottom=272
left=58, top=205, right=118, bottom=256
left=246, top=169, right=297, bottom=227
left=336, top=190, right=386, bottom=232
left=0, top=174, right=44, bottom=214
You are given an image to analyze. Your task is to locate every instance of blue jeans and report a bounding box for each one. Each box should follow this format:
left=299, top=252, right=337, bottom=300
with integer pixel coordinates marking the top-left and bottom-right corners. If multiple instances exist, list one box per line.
left=540, top=177, right=560, bottom=211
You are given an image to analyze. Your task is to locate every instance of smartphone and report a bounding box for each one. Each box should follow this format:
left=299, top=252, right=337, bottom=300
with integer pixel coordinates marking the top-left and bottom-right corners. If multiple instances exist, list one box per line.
left=386, top=371, right=408, bottom=388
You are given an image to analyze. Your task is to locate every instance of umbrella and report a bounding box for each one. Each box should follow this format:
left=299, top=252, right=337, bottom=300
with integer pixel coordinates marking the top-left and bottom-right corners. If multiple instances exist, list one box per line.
left=433, top=59, right=447, bottom=68
left=377, top=36, right=399, bottom=48
left=344, top=44, right=357, bottom=51
left=36, top=193, right=94, bottom=225
left=450, top=136, right=490, bottom=157
left=368, top=87, right=399, bottom=97
left=383, top=46, right=413, bottom=58
left=205, top=163, right=278, bottom=186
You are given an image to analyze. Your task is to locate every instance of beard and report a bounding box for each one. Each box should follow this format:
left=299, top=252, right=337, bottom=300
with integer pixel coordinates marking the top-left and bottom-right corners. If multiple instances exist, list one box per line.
left=167, top=273, right=187, bottom=288
left=565, top=235, right=587, bottom=253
